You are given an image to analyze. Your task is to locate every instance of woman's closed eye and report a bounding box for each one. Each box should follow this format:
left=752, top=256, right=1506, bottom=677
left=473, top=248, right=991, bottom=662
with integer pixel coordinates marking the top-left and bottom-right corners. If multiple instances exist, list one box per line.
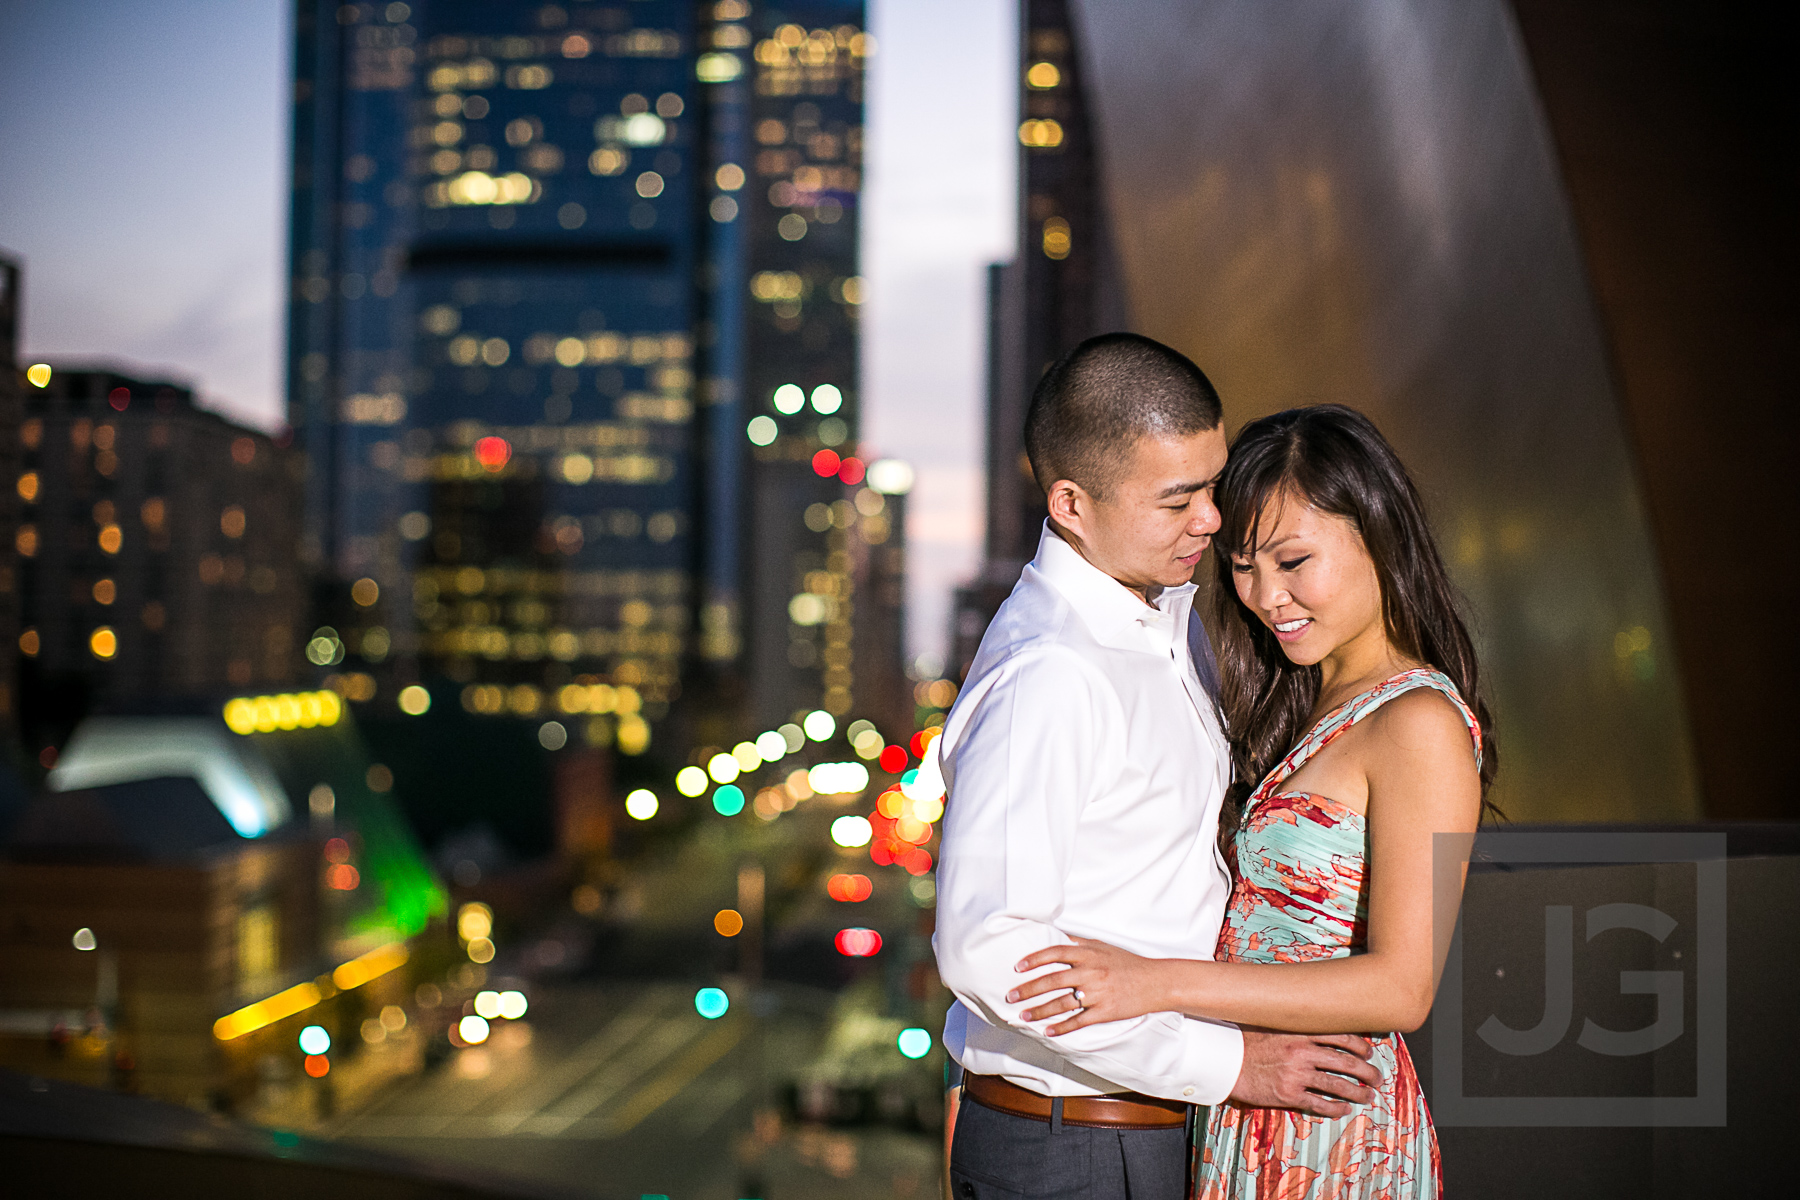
left=1278, top=555, right=1310, bottom=571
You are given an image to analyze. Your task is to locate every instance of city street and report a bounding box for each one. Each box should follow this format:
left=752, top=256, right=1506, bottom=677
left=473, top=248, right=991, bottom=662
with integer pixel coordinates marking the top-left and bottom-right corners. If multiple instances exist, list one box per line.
left=334, top=980, right=939, bottom=1200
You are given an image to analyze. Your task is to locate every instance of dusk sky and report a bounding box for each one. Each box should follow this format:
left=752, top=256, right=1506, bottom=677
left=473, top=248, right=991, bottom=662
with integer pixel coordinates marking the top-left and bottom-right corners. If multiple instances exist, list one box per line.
left=0, top=0, right=1015, bottom=663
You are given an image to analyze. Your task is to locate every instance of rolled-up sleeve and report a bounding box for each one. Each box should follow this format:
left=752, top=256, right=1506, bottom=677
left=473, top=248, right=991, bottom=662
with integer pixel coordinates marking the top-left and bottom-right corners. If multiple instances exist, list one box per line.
left=935, top=647, right=1244, bottom=1104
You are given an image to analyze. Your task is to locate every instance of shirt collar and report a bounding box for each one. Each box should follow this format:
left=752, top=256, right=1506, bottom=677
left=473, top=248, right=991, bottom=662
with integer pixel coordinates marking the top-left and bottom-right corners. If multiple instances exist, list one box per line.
left=1030, top=521, right=1196, bottom=652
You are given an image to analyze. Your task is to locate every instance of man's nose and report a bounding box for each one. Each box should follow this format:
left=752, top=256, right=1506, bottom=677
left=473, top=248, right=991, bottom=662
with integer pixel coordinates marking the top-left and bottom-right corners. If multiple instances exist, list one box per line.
left=1188, top=497, right=1221, bottom=536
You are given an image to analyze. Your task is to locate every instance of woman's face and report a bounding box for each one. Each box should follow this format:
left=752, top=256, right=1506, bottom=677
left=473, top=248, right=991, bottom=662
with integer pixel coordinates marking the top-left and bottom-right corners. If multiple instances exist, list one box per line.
left=1229, top=491, right=1384, bottom=667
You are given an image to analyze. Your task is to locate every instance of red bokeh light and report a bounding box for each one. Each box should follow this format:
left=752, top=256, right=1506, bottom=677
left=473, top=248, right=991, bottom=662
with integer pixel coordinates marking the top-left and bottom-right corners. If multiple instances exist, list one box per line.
left=868, top=841, right=897, bottom=867
left=474, top=436, right=512, bottom=471
left=324, top=837, right=351, bottom=864
left=837, top=456, right=865, bottom=485
left=827, top=873, right=873, bottom=902
left=326, top=863, right=361, bottom=891
left=878, top=745, right=908, bottom=774
left=834, top=928, right=883, bottom=957
left=900, top=847, right=934, bottom=876
left=108, top=387, right=130, bottom=411
left=37, top=746, right=57, bottom=769
left=304, top=1054, right=330, bottom=1077
left=909, top=731, right=930, bottom=758
left=811, top=448, right=841, bottom=477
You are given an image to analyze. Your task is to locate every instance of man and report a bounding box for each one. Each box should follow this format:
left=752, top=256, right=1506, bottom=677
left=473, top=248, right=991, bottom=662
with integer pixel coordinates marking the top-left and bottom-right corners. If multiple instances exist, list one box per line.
left=934, top=334, right=1380, bottom=1199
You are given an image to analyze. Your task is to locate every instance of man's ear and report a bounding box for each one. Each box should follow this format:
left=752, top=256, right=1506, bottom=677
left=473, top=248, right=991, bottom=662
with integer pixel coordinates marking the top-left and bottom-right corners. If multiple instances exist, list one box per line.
left=1046, top=478, right=1089, bottom=537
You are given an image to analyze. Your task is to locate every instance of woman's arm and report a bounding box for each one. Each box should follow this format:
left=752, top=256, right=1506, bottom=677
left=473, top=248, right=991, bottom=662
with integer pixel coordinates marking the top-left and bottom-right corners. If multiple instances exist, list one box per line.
left=1011, top=691, right=1481, bottom=1035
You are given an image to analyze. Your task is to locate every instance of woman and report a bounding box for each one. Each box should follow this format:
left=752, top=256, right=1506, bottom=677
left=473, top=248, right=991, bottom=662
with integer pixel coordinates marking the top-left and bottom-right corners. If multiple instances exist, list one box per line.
left=1006, top=405, right=1499, bottom=1198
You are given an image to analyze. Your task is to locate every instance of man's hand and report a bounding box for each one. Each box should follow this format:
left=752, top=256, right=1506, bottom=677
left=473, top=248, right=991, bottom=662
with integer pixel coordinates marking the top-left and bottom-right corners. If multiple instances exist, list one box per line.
left=1228, top=1030, right=1381, bottom=1116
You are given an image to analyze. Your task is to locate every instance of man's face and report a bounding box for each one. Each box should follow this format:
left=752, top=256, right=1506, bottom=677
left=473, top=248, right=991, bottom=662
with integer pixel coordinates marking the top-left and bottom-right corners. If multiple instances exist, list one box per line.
left=1054, top=427, right=1229, bottom=597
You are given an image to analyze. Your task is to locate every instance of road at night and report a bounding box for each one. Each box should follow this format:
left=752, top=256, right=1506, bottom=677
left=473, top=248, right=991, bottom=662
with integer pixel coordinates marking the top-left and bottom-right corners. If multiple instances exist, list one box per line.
left=334, top=980, right=939, bottom=1200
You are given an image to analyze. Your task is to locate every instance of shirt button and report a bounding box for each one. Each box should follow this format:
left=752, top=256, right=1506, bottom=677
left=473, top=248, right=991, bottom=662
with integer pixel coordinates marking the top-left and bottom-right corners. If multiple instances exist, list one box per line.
left=1183, top=1086, right=1196, bottom=1097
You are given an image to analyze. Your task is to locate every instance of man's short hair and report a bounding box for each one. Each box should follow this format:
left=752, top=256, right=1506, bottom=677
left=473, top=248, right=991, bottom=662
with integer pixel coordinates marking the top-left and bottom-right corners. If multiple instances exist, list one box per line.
left=1024, top=332, right=1223, bottom=499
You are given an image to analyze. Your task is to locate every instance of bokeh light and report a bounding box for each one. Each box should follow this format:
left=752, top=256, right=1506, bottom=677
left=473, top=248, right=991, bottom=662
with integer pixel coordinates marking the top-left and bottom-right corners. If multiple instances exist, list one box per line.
left=878, top=745, right=908, bottom=773
left=714, top=908, right=745, bottom=936
left=747, top=415, right=778, bottom=445
left=831, top=815, right=872, bottom=847
left=834, top=928, right=882, bottom=957
left=827, top=873, right=872, bottom=902
left=803, top=710, right=836, bottom=741
left=707, top=752, right=741, bottom=784
left=625, top=788, right=659, bottom=820
left=304, top=1054, right=330, bottom=1078
left=810, top=383, right=843, bottom=414
left=298, top=1025, right=331, bottom=1055
left=772, top=383, right=805, bottom=414
left=695, top=987, right=730, bottom=1019
left=499, top=990, right=528, bottom=1019
left=473, top=436, right=512, bottom=471
left=474, top=990, right=503, bottom=1019
left=837, top=456, right=865, bottom=485
left=866, top=459, right=914, bottom=495
left=898, top=1027, right=932, bottom=1059
left=755, top=730, right=788, bottom=761
left=459, top=1014, right=491, bottom=1044
left=676, top=766, right=709, bottom=796
left=809, top=762, right=870, bottom=794
left=712, top=784, right=745, bottom=816
left=398, top=684, right=431, bottom=715
left=811, top=448, right=841, bottom=477
left=458, top=902, right=493, bottom=941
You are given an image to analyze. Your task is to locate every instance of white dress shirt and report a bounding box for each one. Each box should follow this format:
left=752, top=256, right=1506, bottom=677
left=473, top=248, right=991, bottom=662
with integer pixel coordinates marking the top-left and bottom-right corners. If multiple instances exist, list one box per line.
left=934, top=523, right=1243, bottom=1104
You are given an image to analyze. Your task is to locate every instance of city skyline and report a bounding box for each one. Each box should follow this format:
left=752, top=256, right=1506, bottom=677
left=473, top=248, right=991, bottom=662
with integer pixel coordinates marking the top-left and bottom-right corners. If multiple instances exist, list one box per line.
left=0, top=0, right=1015, bottom=663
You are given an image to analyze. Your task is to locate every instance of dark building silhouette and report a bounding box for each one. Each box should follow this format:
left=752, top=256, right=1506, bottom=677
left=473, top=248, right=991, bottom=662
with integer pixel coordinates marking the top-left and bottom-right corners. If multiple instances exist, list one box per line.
left=951, top=0, right=1116, bottom=682
left=0, top=252, right=21, bottom=736
left=14, top=369, right=304, bottom=754
left=288, top=0, right=901, bottom=769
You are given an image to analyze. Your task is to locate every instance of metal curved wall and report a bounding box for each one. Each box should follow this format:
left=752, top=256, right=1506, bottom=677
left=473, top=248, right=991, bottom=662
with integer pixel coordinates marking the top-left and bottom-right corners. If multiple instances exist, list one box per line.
left=1068, top=0, right=1698, bottom=821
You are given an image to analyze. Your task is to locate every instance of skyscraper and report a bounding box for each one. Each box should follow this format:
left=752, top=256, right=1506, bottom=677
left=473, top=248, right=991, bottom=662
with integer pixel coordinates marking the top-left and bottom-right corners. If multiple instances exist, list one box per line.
left=953, top=0, right=1111, bottom=680
left=0, top=252, right=21, bottom=737
left=288, top=0, right=895, bottom=770
left=13, top=368, right=305, bottom=751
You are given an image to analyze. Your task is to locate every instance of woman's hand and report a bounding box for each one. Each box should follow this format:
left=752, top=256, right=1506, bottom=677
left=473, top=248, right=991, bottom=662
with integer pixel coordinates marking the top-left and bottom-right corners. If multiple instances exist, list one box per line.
left=1006, top=937, right=1178, bottom=1035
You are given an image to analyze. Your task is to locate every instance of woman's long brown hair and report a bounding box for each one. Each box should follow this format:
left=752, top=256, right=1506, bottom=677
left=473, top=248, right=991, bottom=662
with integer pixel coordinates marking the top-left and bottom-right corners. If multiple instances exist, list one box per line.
left=1211, top=405, right=1501, bottom=847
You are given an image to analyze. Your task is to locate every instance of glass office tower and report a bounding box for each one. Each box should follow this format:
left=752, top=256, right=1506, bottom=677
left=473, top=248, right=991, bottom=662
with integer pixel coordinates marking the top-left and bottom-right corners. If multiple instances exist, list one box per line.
left=289, top=0, right=876, bottom=758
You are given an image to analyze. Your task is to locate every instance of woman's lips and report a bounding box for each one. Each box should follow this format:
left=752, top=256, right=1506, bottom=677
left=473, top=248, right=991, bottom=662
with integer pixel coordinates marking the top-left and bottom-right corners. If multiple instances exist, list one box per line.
left=1272, top=617, right=1312, bottom=642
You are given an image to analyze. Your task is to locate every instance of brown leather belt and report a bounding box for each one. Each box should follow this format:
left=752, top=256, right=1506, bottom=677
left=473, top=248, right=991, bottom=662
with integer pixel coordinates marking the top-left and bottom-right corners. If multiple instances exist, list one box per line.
left=963, top=1072, right=1189, bottom=1130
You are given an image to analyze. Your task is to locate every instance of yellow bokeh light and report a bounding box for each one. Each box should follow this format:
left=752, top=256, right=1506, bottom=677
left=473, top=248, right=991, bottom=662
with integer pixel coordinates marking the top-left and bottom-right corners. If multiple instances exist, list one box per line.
left=332, top=941, right=409, bottom=991
left=617, top=713, right=650, bottom=755
left=707, top=752, right=741, bottom=784
left=398, top=684, right=431, bottom=715
left=1018, top=118, right=1065, bottom=148
left=351, top=577, right=380, bottom=606
left=1026, top=61, right=1061, bottom=89
left=16, top=472, right=39, bottom=503
left=222, top=691, right=341, bottom=735
left=26, top=363, right=52, bottom=387
left=467, top=936, right=496, bottom=964
left=732, top=740, right=762, bottom=771
left=89, top=627, right=118, bottom=660
left=458, top=902, right=493, bottom=941
left=676, top=765, right=709, bottom=796
left=97, top=524, right=123, bottom=554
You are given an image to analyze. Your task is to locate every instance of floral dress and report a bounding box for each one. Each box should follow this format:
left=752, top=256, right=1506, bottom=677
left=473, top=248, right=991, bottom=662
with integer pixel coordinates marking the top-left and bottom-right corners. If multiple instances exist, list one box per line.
left=1192, top=669, right=1480, bottom=1200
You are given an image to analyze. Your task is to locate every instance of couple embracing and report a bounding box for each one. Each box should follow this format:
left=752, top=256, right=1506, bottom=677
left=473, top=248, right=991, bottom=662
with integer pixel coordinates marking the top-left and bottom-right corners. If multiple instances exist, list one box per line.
left=934, top=333, right=1498, bottom=1199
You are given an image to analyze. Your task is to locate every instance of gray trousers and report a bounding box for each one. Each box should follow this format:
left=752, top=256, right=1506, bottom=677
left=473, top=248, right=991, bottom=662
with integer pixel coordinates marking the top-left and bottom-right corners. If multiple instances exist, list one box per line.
left=948, top=1092, right=1192, bottom=1200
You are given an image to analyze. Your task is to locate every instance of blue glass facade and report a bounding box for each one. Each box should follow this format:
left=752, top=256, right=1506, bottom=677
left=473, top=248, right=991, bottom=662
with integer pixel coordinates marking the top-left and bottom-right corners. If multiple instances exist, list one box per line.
left=289, top=0, right=875, bottom=753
